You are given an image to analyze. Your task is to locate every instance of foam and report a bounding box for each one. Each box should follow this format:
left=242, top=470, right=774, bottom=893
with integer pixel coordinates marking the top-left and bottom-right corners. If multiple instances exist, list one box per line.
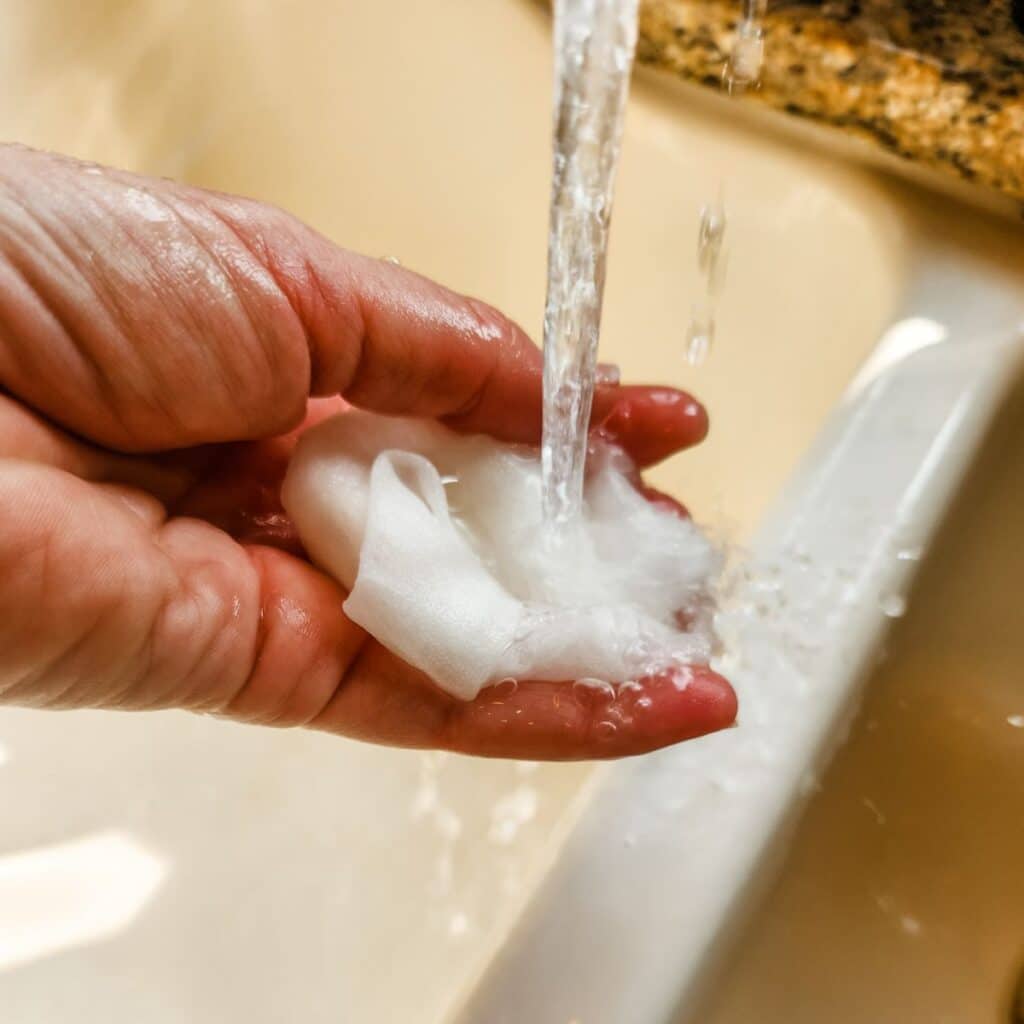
left=281, top=412, right=720, bottom=701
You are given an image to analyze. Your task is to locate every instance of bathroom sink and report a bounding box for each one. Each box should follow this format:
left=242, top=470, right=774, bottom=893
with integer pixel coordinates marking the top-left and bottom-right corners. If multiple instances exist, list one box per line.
left=0, top=2, right=1021, bottom=1023
left=698, top=372, right=1024, bottom=1023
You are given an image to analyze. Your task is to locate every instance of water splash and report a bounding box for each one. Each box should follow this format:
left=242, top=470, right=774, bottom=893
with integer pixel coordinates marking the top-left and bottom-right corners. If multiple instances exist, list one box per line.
left=685, top=0, right=768, bottom=368
left=540, top=0, right=640, bottom=527
left=723, top=0, right=767, bottom=96
left=488, top=786, right=540, bottom=845
left=899, top=914, right=923, bottom=937
left=685, top=198, right=728, bottom=366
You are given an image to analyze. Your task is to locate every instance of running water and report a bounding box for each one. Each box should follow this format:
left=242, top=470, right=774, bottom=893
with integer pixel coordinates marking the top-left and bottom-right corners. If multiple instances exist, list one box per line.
left=685, top=0, right=767, bottom=366
left=540, top=0, right=766, bottom=514
left=540, top=0, right=640, bottom=528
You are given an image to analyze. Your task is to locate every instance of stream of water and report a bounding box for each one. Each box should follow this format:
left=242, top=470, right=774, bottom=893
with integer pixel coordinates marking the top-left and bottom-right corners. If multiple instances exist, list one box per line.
left=540, top=0, right=767, bottom=519
left=539, top=0, right=640, bottom=528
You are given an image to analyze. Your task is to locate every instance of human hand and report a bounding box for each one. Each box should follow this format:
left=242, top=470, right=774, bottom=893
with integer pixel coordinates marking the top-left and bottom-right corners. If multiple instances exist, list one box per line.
left=0, top=145, right=735, bottom=759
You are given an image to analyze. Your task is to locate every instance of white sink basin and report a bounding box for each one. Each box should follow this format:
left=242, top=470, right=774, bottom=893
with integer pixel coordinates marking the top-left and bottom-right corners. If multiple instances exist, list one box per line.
left=699, top=371, right=1024, bottom=1022
left=0, top=2, right=1021, bottom=1023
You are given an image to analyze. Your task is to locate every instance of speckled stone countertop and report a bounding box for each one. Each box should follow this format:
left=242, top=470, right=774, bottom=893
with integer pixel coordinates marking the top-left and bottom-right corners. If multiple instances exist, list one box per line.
left=636, top=0, right=1024, bottom=202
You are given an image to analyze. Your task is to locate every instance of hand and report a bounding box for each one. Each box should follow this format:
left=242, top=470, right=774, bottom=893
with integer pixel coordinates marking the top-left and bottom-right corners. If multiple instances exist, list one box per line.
left=0, top=145, right=735, bottom=760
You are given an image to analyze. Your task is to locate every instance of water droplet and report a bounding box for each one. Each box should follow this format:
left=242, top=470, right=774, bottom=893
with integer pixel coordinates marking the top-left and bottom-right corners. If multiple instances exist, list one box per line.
left=880, top=593, right=907, bottom=618
left=685, top=314, right=714, bottom=366
left=573, top=678, right=615, bottom=704
left=724, top=18, right=765, bottom=94
left=595, top=720, right=618, bottom=739
left=792, top=544, right=811, bottom=566
left=686, top=192, right=729, bottom=369
left=797, top=771, right=819, bottom=796
left=489, top=677, right=518, bottom=699
left=899, top=914, right=922, bottom=937
left=489, top=785, right=538, bottom=844
left=595, top=362, right=621, bottom=386
left=1008, top=714, right=1024, bottom=729
left=696, top=202, right=728, bottom=287
left=861, top=797, right=887, bottom=826
left=636, top=696, right=653, bottom=710
left=668, top=665, right=695, bottom=690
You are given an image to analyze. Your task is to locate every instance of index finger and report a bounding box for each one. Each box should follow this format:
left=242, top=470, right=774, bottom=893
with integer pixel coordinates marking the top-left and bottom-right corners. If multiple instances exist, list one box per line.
left=0, top=146, right=707, bottom=461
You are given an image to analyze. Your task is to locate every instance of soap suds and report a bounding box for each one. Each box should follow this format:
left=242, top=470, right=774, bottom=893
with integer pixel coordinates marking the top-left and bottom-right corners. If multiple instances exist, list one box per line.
left=282, top=411, right=720, bottom=700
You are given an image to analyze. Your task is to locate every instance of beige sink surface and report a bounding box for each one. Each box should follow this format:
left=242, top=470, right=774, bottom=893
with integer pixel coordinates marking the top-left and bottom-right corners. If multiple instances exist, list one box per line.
left=699, top=375, right=1024, bottom=1024
left=4, top=1, right=1013, bottom=1023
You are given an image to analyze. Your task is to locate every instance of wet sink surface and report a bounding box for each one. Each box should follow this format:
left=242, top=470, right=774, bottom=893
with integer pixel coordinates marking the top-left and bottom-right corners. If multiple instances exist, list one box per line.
left=698, top=377, right=1024, bottom=1024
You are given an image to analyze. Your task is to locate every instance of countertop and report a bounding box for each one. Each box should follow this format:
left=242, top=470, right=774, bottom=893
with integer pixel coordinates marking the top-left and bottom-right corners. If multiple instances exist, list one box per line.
left=636, top=0, right=1024, bottom=204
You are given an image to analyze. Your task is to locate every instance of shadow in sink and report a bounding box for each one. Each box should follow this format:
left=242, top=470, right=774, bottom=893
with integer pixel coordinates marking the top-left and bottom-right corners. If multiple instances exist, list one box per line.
left=697, top=371, right=1024, bottom=1024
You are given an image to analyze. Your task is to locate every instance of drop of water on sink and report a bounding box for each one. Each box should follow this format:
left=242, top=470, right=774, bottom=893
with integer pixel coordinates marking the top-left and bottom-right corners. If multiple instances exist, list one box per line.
left=897, top=546, right=923, bottom=562
left=880, top=593, right=907, bottom=618
left=488, top=785, right=539, bottom=845
left=861, top=796, right=887, bottom=825
left=1008, top=714, right=1024, bottom=729
left=448, top=911, right=470, bottom=938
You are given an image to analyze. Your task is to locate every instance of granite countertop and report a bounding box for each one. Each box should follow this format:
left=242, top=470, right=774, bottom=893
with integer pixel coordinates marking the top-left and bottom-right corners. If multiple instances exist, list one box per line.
left=636, top=0, right=1024, bottom=204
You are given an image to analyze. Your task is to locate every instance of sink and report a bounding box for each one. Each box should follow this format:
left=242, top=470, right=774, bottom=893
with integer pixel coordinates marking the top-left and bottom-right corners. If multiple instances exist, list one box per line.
left=0, top=2, right=1020, bottom=1023
left=698, top=373, right=1024, bottom=1024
